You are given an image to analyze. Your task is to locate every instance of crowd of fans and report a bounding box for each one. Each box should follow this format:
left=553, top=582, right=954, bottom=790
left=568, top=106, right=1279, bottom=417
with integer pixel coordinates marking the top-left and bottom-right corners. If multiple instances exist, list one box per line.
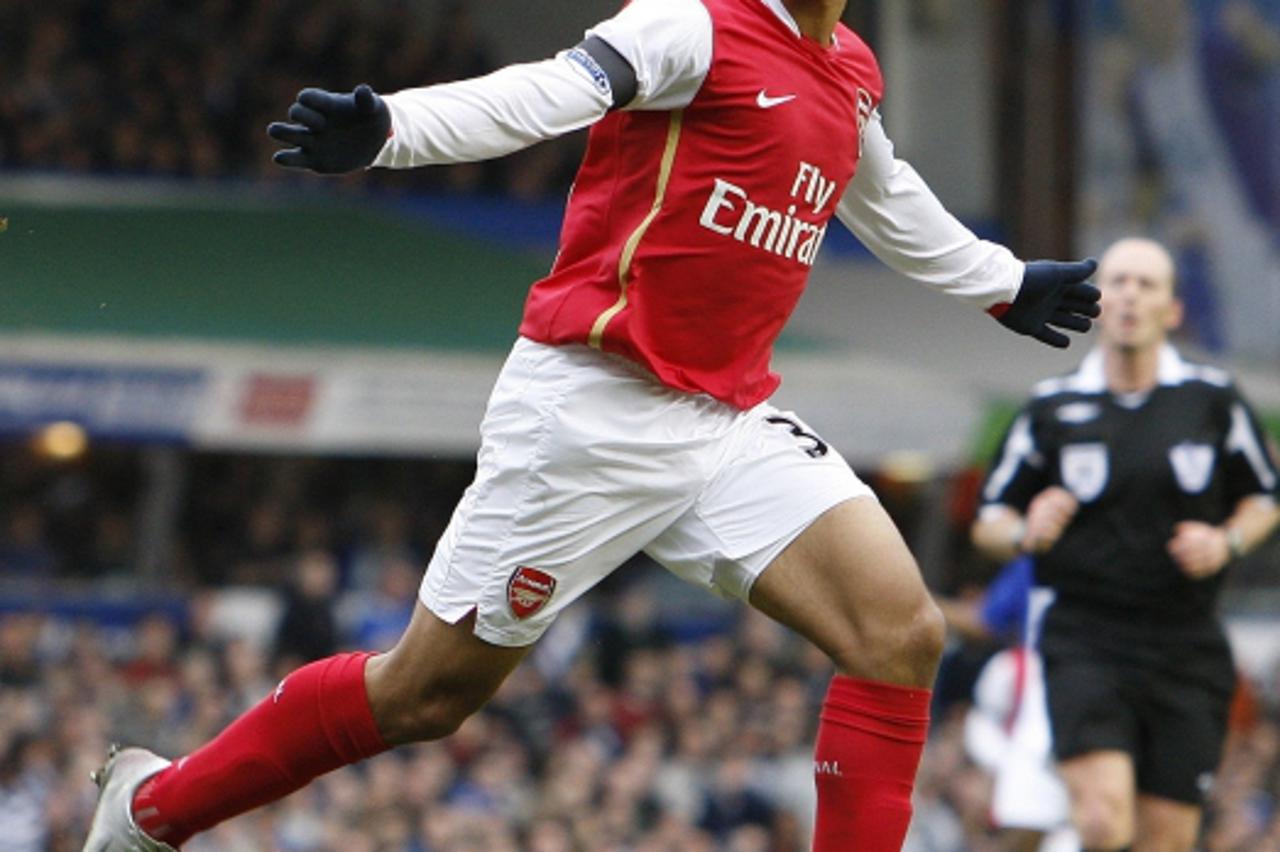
left=0, top=0, right=585, bottom=197
left=2, top=579, right=1278, bottom=851
left=0, top=447, right=1278, bottom=850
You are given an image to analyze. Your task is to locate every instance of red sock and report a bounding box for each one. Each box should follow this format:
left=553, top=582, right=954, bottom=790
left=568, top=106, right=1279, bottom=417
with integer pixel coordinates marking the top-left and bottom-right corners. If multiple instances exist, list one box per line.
left=132, top=651, right=388, bottom=846
left=812, top=675, right=931, bottom=852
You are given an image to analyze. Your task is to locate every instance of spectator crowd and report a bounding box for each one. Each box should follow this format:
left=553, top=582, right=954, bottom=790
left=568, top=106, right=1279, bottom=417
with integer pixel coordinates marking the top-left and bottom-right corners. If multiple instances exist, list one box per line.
left=1, top=447, right=1280, bottom=850
left=1, top=0, right=584, bottom=198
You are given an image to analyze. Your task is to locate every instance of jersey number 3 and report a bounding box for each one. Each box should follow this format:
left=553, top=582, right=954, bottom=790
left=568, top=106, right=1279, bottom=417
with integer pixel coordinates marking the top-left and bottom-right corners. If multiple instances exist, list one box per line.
left=767, top=416, right=829, bottom=458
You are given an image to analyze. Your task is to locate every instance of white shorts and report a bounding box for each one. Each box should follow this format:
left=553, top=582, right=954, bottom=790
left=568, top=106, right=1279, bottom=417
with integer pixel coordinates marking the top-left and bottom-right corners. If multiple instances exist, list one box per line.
left=421, top=338, right=874, bottom=646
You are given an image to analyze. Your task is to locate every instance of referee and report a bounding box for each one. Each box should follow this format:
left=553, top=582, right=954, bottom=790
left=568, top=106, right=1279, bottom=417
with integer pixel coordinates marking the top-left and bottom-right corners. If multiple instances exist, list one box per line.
left=971, top=237, right=1280, bottom=852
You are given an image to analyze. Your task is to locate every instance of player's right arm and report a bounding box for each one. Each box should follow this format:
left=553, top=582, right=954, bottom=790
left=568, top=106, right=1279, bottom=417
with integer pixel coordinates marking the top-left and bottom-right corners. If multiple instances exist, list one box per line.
left=267, top=0, right=711, bottom=174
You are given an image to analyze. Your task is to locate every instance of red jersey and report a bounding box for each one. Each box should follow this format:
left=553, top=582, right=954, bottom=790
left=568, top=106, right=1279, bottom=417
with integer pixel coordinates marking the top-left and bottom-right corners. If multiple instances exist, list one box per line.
left=518, top=0, right=883, bottom=409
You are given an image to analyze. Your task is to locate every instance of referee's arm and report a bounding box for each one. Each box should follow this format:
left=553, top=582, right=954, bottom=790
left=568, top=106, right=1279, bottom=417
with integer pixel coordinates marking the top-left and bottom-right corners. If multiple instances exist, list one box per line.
left=971, top=506, right=1027, bottom=563
left=973, top=490, right=1079, bottom=563
left=1172, top=399, right=1280, bottom=578
left=970, top=409, right=1060, bottom=562
left=1217, top=392, right=1280, bottom=562
left=1171, top=397, right=1280, bottom=577
left=1222, top=494, right=1280, bottom=557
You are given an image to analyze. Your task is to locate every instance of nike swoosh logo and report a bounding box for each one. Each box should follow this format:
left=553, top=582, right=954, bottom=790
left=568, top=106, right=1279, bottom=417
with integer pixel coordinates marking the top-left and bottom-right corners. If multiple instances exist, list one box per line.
left=756, top=90, right=797, bottom=109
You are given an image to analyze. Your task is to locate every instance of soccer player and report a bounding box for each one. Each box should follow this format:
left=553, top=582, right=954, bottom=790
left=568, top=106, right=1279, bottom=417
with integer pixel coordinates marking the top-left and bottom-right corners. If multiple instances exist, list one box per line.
left=84, top=1, right=1102, bottom=849
left=972, top=237, right=1280, bottom=851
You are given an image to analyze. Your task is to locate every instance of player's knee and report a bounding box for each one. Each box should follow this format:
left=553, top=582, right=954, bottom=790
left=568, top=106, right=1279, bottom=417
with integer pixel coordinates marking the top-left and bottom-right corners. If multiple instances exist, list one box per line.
left=832, top=595, right=945, bottom=681
left=858, top=597, right=944, bottom=664
left=897, top=596, right=946, bottom=668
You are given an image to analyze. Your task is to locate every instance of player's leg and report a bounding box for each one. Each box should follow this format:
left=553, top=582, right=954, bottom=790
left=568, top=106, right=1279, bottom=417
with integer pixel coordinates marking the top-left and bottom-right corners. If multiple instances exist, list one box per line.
left=1058, top=751, right=1137, bottom=850
left=364, top=606, right=529, bottom=744
left=87, top=339, right=705, bottom=849
left=645, top=407, right=942, bottom=851
left=1132, top=796, right=1200, bottom=852
left=748, top=497, right=943, bottom=686
left=747, top=498, right=944, bottom=851
left=95, top=606, right=527, bottom=849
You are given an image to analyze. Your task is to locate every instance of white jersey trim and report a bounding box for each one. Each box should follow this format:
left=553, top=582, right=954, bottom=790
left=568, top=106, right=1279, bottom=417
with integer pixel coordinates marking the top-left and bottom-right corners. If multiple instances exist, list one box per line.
left=1032, top=345, right=1230, bottom=398
left=1227, top=403, right=1279, bottom=491
left=983, top=413, right=1042, bottom=503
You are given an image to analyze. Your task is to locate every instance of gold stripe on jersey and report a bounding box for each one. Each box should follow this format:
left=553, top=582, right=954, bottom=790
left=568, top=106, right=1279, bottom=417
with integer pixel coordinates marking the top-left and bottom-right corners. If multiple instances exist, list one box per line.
left=588, top=111, right=684, bottom=349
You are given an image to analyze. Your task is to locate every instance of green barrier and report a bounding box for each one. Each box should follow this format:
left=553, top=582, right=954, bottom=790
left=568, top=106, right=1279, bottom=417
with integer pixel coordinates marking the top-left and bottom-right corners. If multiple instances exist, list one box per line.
left=0, top=195, right=833, bottom=354
left=0, top=201, right=544, bottom=351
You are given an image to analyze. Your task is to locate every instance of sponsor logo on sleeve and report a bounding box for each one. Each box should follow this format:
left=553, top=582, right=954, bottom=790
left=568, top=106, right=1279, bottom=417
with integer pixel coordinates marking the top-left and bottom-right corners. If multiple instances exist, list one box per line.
left=564, top=47, right=613, bottom=100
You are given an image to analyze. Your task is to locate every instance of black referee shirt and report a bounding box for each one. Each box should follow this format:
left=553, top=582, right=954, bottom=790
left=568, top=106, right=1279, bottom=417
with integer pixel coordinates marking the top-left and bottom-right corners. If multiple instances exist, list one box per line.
left=981, top=346, right=1279, bottom=625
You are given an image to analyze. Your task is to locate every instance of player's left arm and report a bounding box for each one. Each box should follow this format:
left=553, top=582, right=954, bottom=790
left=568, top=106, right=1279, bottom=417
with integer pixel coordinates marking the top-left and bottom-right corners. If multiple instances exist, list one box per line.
left=836, top=113, right=1100, bottom=348
left=1168, top=387, right=1280, bottom=578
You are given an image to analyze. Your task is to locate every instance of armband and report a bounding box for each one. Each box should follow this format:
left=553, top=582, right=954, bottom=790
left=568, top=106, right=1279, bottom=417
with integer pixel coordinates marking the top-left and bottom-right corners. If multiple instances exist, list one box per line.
left=573, top=36, right=638, bottom=110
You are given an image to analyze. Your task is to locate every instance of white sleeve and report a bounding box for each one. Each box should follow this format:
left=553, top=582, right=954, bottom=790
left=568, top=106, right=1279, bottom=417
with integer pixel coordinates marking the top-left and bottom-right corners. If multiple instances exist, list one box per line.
left=836, top=113, right=1024, bottom=309
left=588, top=0, right=713, bottom=111
left=372, top=57, right=611, bottom=169
left=372, top=0, right=713, bottom=169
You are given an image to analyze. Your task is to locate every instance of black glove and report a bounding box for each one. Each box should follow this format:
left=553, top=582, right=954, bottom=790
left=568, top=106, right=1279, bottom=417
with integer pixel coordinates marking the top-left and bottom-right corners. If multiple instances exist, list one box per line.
left=267, top=84, right=391, bottom=174
left=993, top=259, right=1101, bottom=348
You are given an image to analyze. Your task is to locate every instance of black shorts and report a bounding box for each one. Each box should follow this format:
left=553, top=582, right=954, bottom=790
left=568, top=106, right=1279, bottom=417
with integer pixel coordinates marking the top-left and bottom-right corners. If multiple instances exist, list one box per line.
left=1042, top=653, right=1231, bottom=804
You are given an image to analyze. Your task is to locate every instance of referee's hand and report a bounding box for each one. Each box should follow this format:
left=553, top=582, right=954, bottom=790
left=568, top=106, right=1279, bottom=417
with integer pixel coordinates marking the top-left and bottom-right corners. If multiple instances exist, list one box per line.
left=1168, top=522, right=1231, bottom=578
left=1023, top=486, right=1079, bottom=553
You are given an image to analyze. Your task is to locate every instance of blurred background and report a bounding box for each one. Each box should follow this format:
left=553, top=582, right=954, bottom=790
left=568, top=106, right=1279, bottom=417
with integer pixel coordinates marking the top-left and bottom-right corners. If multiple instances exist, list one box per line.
left=1, top=0, right=1278, bottom=849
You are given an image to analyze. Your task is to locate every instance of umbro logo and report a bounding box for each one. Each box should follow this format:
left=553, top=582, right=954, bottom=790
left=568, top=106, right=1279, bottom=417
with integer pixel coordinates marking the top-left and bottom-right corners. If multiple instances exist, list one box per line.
left=757, top=90, right=797, bottom=109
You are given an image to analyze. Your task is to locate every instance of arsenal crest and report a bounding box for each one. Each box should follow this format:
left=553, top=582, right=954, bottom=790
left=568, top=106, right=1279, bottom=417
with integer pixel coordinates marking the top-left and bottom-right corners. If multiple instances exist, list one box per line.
left=507, top=566, right=556, bottom=620
left=1169, top=442, right=1215, bottom=494
left=1060, top=443, right=1109, bottom=503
